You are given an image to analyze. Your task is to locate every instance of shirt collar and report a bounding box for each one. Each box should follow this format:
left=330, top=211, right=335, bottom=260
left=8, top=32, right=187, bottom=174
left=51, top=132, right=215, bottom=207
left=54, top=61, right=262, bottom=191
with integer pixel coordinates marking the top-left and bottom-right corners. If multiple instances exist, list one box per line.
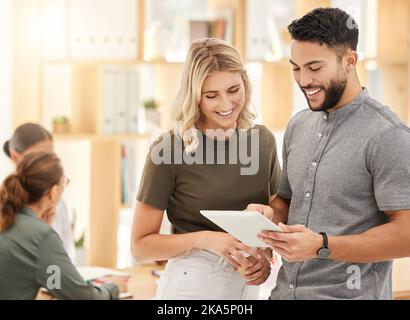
left=20, top=206, right=39, bottom=219
left=325, top=87, right=369, bottom=121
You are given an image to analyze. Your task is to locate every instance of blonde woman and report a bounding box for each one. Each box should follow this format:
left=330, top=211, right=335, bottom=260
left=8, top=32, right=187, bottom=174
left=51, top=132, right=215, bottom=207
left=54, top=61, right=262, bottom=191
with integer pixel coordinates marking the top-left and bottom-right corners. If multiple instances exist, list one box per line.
left=131, top=38, right=281, bottom=300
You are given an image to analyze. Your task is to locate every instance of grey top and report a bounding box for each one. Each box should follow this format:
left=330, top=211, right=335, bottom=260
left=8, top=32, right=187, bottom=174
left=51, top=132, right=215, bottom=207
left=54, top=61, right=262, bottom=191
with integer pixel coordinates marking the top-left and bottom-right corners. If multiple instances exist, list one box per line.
left=0, top=207, right=119, bottom=300
left=271, top=88, right=410, bottom=300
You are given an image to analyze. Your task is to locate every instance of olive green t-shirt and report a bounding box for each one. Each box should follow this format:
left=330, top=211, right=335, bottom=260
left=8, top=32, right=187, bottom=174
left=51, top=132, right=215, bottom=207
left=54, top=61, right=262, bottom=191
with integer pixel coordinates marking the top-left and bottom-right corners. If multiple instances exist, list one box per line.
left=137, top=124, right=281, bottom=234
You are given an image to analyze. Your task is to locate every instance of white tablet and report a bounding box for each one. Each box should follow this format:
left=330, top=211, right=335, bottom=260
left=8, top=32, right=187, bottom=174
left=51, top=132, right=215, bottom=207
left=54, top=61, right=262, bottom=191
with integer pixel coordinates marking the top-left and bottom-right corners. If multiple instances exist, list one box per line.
left=200, top=210, right=282, bottom=248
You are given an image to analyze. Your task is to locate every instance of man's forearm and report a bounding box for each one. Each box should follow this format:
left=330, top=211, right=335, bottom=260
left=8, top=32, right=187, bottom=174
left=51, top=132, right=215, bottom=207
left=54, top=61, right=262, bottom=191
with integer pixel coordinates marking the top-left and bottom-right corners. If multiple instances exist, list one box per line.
left=328, top=218, right=410, bottom=263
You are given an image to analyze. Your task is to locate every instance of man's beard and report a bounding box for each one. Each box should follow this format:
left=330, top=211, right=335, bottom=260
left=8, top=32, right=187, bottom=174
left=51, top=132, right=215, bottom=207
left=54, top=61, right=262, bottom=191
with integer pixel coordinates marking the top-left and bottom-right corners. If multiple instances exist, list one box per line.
left=302, top=76, right=347, bottom=112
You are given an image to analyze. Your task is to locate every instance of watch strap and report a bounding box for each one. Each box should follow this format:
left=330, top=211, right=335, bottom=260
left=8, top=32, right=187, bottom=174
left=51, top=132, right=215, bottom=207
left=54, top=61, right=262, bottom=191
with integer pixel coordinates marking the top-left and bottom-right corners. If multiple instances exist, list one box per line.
left=319, top=232, right=328, bottom=249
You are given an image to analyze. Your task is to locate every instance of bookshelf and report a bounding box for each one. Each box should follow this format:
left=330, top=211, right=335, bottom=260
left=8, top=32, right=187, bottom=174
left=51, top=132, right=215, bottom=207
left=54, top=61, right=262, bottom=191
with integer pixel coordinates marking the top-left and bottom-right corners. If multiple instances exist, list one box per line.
left=377, top=0, right=410, bottom=122
left=11, top=0, right=410, bottom=268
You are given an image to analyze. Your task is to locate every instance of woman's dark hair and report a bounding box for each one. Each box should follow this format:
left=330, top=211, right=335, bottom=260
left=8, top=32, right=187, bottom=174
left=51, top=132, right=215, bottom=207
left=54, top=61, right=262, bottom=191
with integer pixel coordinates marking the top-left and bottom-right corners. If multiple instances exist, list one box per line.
left=3, top=123, right=53, bottom=158
left=0, top=151, right=63, bottom=232
left=288, top=7, right=359, bottom=58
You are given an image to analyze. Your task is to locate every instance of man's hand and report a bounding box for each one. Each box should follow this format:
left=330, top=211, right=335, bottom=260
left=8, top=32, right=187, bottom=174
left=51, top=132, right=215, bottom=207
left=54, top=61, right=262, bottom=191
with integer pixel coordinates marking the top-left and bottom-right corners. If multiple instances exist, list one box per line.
left=258, top=223, right=323, bottom=263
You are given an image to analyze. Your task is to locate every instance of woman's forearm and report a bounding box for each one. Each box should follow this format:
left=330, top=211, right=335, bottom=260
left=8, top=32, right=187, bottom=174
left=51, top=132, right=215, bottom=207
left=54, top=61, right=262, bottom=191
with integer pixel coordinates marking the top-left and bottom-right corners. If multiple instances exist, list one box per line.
left=132, top=231, right=209, bottom=263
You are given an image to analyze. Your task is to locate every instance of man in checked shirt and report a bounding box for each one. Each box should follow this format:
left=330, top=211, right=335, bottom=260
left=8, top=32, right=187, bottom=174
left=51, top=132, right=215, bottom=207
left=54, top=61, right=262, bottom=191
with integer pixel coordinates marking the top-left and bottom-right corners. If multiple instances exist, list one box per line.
left=248, top=7, right=410, bottom=300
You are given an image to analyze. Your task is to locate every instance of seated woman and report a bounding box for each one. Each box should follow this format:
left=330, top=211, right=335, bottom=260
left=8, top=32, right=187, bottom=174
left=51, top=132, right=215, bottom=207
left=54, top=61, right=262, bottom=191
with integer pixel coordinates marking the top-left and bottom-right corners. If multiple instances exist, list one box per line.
left=3, top=123, right=75, bottom=261
left=0, top=151, right=127, bottom=299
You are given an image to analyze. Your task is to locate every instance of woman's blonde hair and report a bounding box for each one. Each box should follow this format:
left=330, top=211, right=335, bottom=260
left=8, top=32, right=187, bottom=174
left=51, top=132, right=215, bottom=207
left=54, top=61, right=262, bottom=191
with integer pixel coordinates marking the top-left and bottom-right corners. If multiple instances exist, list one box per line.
left=174, top=38, right=255, bottom=153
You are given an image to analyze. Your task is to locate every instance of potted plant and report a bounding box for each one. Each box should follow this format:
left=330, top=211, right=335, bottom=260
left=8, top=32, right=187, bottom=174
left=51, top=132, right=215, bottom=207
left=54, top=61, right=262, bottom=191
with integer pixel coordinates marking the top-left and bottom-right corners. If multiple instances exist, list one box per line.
left=142, top=98, right=161, bottom=129
left=74, top=232, right=86, bottom=266
left=52, top=116, right=71, bottom=134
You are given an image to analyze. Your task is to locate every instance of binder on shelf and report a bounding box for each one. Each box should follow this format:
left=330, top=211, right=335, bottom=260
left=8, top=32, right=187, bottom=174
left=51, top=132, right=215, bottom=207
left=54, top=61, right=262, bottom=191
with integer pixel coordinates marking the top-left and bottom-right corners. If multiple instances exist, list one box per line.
left=214, top=19, right=227, bottom=39
left=113, top=0, right=138, bottom=60
left=189, top=20, right=210, bottom=42
left=246, top=0, right=294, bottom=61
left=113, top=71, right=129, bottom=133
left=101, top=68, right=117, bottom=134
left=68, top=0, right=137, bottom=60
left=214, top=8, right=233, bottom=43
left=101, top=65, right=157, bottom=135
left=102, top=66, right=135, bottom=134
left=127, top=70, right=141, bottom=133
left=189, top=18, right=229, bottom=43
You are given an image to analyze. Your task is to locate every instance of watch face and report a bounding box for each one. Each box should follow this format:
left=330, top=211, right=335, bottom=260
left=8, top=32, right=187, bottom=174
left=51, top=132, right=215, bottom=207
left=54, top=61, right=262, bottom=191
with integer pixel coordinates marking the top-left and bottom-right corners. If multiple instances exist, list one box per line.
left=318, top=248, right=331, bottom=259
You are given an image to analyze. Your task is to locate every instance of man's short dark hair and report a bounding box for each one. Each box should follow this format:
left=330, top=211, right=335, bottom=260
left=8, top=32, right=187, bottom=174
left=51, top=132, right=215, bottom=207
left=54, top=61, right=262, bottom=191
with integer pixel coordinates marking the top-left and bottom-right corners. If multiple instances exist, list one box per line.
left=288, top=7, right=359, bottom=57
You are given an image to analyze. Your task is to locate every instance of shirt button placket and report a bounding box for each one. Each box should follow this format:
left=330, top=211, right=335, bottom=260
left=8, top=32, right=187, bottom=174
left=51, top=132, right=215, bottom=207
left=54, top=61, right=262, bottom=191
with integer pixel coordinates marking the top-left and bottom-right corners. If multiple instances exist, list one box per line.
left=288, top=282, right=296, bottom=299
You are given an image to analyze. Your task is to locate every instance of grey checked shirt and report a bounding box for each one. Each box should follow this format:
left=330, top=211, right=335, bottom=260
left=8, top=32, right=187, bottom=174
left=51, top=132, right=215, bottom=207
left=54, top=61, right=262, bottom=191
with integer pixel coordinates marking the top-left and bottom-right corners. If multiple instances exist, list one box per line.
left=270, top=88, right=410, bottom=300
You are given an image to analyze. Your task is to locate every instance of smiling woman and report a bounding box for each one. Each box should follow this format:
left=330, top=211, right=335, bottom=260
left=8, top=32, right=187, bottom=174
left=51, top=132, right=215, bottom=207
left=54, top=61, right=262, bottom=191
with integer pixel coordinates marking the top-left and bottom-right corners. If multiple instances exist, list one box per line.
left=132, top=38, right=282, bottom=300
left=0, top=0, right=13, bottom=181
left=199, top=71, right=245, bottom=132
left=174, top=38, right=255, bottom=153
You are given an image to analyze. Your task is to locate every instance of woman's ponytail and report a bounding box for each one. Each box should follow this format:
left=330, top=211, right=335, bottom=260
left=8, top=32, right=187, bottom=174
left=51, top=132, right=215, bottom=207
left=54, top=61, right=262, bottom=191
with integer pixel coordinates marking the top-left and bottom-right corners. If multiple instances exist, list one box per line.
left=0, top=174, right=29, bottom=231
left=0, top=151, right=62, bottom=232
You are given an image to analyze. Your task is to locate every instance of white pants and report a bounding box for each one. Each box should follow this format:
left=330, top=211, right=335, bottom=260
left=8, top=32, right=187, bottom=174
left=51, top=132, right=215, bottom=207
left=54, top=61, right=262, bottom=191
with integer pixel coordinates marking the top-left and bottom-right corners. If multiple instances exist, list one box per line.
left=154, top=250, right=259, bottom=300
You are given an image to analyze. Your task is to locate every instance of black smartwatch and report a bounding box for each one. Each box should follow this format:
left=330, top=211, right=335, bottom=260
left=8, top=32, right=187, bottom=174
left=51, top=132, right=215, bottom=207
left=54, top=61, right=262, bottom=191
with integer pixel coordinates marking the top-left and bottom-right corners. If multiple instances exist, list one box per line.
left=317, top=232, right=331, bottom=260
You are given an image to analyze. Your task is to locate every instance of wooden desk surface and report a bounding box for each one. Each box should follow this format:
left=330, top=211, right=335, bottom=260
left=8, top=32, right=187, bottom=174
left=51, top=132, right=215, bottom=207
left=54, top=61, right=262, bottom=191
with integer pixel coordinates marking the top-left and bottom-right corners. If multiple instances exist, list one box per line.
left=37, top=264, right=163, bottom=300
left=123, top=264, right=163, bottom=300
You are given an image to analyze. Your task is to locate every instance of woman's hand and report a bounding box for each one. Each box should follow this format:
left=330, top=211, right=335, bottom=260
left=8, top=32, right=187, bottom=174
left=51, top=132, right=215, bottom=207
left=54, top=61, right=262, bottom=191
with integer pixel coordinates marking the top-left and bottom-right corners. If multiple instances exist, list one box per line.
left=240, top=248, right=272, bottom=286
left=196, top=231, right=256, bottom=270
left=246, top=203, right=274, bottom=221
left=100, top=275, right=130, bottom=293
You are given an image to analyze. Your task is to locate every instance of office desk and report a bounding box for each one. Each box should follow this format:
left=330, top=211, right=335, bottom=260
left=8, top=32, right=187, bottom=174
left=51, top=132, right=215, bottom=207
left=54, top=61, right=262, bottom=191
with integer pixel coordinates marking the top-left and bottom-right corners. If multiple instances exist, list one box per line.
left=37, top=264, right=163, bottom=300
left=37, top=261, right=410, bottom=300
left=123, top=264, right=163, bottom=300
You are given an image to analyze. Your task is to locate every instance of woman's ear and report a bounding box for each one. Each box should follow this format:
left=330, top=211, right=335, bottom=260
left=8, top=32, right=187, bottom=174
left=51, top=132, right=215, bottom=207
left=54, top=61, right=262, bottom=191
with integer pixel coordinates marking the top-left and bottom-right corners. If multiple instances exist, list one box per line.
left=47, top=185, right=60, bottom=204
